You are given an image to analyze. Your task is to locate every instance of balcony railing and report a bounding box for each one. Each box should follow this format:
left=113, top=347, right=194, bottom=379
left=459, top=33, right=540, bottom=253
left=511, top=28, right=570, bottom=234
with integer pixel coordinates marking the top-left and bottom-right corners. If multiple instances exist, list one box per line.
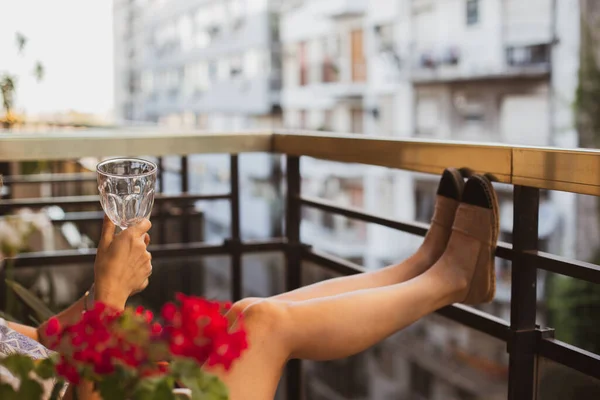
left=1, top=129, right=600, bottom=400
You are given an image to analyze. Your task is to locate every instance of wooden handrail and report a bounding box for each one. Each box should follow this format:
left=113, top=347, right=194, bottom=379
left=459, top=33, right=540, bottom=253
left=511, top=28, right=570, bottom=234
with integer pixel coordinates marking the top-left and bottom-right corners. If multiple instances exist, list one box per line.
left=2, top=128, right=600, bottom=195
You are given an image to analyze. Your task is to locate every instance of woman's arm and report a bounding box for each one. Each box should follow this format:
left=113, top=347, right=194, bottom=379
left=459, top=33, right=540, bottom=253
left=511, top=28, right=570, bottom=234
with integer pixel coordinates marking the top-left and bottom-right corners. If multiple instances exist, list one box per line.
left=6, top=295, right=86, bottom=343
left=6, top=293, right=121, bottom=400
left=7, top=216, right=152, bottom=347
left=38, top=296, right=86, bottom=346
left=63, top=217, right=153, bottom=400
left=7, top=295, right=85, bottom=345
left=6, top=321, right=40, bottom=342
left=5, top=217, right=153, bottom=400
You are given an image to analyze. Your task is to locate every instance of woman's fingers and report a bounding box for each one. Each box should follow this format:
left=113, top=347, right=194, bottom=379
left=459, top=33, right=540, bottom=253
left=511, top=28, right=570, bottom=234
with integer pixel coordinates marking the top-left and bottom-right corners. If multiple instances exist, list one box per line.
left=132, top=278, right=150, bottom=294
left=144, top=233, right=150, bottom=246
left=127, top=219, right=152, bottom=238
left=98, top=215, right=116, bottom=251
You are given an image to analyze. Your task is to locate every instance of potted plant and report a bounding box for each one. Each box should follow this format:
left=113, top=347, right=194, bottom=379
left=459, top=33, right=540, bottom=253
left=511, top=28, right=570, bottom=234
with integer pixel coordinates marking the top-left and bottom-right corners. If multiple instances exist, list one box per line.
left=0, top=294, right=248, bottom=400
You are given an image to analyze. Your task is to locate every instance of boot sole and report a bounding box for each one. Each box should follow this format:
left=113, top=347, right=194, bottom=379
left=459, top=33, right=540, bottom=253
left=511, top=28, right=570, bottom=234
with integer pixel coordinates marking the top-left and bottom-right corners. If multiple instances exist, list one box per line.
left=477, top=175, right=499, bottom=303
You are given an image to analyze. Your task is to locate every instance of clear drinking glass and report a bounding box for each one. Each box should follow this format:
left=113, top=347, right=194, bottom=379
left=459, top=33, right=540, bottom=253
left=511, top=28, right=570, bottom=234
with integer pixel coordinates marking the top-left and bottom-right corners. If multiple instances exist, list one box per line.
left=97, top=158, right=157, bottom=230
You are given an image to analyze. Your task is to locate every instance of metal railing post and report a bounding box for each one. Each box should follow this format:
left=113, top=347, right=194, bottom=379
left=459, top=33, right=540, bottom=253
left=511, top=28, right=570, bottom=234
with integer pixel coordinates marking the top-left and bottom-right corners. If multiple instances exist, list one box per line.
left=285, top=155, right=302, bottom=400
left=230, top=155, right=242, bottom=302
left=180, top=156, right=190, bottom=243
left=180, top=156, right=192, bottom=294
left=508, top=185, right=539, bottom=400
left=157, top=157, right=166, bottom=244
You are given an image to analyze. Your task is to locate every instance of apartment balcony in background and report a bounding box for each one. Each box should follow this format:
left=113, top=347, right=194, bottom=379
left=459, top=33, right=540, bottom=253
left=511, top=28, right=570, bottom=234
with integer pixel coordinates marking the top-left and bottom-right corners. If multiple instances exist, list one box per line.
left=1, top=129, right=600, bottom=400
left=411, top=43, right=550, bottom=84
left=145, top=75, right=278, bottom=116
left=281, top=80, right=365, bottom=111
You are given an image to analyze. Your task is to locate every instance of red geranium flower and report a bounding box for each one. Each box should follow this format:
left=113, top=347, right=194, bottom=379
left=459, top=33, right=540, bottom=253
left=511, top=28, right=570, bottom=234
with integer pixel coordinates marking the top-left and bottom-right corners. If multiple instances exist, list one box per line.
left=56, top=356, right=81, bottom=384
left=44, top=293, right=248, bottom=391
left=45, top=317, right=61, bottom=337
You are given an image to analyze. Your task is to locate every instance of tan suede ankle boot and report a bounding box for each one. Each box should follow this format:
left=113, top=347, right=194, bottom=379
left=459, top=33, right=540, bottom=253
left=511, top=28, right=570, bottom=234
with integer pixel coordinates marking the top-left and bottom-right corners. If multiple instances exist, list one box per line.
left=451, top=175, right=500, bottom=305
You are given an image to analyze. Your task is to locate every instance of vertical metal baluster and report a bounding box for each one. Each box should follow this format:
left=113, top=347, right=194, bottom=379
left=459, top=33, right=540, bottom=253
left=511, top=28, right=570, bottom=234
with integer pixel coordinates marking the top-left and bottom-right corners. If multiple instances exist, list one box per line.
left=180, top=156, right=191, bottom=294
left=181, top=156, right=190, bottom=242
left=157, top=157, right=166, bottom=244
left=230, top=155, right=242, bottom=302
left=508, top=185, right=539, bottom=400
left=285, top=155, right=302, bottom=400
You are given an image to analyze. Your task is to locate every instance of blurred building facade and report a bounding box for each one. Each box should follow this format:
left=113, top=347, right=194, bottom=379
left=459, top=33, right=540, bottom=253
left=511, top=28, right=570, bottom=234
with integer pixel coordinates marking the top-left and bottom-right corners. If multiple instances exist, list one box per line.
left=113, top=0, right=582, bottom=399
left=113, top=0, right=282, bottom=129
left=113, top=0, right=285, bottom=280
left=281, top=0, right=579, bottom=267
left=280, top=0, right=580, bottom=399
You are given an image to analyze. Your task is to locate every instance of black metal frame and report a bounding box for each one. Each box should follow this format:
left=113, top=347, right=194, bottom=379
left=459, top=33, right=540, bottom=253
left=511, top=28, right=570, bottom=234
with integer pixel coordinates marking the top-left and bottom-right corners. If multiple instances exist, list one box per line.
left=3, top=154, right=600, bottom=400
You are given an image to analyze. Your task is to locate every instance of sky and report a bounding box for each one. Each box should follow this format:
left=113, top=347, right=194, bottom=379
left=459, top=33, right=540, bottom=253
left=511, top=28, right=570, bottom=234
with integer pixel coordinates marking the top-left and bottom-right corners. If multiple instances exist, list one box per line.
left=0, top=0, right=114, bottom=116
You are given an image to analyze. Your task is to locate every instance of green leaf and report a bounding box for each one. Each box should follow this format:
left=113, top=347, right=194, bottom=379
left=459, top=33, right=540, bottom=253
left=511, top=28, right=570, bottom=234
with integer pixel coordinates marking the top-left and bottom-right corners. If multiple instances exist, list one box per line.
left=34, top=357, right=56, bottom=380
left=199, top=373, right=228, bottom=400
left=5, top=280, right=54, bottom=322
left=97, top=374, right=128, bottom=400
left=170, top=359, right=201, bottom=378
left=133, top=377, right=176, bottom=400
left=0, top=383, right=17, bottom=400
left=179, top=376, right=202, bottom=400
left=17, top=378, right=43, bottom=399
left=169, top=360, right=229, bottom=400
left=0, top=354, right=35, bottom=380
left=150, top=378, right=176, bottom=400
left=183, top=373, right=227, bottom=400
left=170, top=360, right=202, bottom=400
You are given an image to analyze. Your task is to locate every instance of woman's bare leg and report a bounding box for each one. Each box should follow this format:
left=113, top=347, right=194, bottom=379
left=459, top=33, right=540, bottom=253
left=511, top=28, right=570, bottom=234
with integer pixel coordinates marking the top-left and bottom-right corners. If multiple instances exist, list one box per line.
left=264, top=169, right=465, bottom=303
left=211, top=231, right=481, bottom=400
left=273, top=223, right=443, bottom=301
left=212, top=175, right=496, bottom=400
left=272, top=196, right=460, bottom=302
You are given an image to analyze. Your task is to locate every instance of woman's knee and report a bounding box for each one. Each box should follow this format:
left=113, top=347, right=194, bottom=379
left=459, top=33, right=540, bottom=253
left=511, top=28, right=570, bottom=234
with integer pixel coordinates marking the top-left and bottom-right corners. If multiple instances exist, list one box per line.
left=233, top=298, right=292, bottom=340
left=230, top=297, right=263, bottom=314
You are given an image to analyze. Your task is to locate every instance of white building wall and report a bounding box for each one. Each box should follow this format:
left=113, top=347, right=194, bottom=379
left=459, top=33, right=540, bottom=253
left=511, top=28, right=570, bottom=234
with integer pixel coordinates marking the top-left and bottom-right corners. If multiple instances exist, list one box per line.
left=504, top=0, right=553, bottom=46
left=366, top=0, right=401, bottom=24
left=280, top=2, right=333, bottom=43
left=500, top=94, right=550, bottom=146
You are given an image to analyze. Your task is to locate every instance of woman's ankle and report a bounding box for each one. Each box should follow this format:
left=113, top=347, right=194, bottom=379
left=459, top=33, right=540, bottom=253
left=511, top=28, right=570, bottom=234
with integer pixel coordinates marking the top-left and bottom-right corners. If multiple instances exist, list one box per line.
left=423, top=255, right=471, bottom=305
left=416, top=225, right=453, bottom=268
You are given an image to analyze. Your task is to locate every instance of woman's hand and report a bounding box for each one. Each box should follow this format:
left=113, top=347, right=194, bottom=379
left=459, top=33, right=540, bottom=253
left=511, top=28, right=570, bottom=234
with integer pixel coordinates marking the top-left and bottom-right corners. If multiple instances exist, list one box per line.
left=93, top=216, right=152, bottom=309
